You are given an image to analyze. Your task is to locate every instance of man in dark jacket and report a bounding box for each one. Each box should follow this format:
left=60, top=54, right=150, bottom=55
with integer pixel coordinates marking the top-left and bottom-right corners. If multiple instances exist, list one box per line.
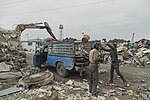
left=103, top=43, right=127, bottom=86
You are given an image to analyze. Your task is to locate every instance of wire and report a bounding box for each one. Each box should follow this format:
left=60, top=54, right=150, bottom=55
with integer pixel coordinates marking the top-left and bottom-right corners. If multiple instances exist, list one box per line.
left=0, top=0, right=29, bottom=6
left=0, top=0, right=115, bottom=17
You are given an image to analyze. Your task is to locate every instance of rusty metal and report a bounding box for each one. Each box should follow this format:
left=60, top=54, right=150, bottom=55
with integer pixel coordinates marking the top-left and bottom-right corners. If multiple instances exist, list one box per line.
left=18, top=70, right=54, bottom=88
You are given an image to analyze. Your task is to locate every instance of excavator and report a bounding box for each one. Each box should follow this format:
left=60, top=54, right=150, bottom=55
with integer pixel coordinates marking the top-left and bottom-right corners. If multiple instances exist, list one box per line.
left=0, top=22, right=57, bottom=46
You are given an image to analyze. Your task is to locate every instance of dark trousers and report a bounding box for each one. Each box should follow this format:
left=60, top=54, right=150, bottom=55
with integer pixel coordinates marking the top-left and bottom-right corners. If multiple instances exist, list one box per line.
left=88, top=63, right=98, bottom=95
left=110, top=61, right=126, bottom=83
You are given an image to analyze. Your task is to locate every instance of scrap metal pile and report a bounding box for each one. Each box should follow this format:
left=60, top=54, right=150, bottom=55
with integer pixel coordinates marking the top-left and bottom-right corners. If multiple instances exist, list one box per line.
left=101, top=39, right=150, bottom=67
left=0, top=45, right=32, bottom=85
left=0, top=45, right=55, bottom=99
left=1, top=69, right=150, bottom=100
left=120, top=45, right=150, bottom=68
left=121, top=48, right=150, bottom=67
left=0, top=37, right=150, bottom=100
left=0, top=45, right=27, bottom=72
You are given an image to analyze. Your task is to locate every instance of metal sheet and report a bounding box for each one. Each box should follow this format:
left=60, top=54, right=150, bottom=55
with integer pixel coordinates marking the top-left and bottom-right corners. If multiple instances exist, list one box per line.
left=0, top=86, right=23, bottom=97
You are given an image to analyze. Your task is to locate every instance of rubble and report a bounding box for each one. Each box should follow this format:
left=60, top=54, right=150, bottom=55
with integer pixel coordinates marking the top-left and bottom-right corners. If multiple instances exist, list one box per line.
left=65, top=79, right=74, bottom=85
left=0, top=62, right=12, bottom=72
left=0, top=86, right=24, bottom=97
left=0, top=71, right=22, bottom=82
left=0, top=38, right=150, bottom=100
left=101, top=39, right=150, bottom=68
left=120, top=48, right=150, bottom=67
left=20, top=67, right=40, bottom=76
left=0, top=70, right=149, bottom=100
left=99, top=69, right=107, bottom=74
left=113, top=97, right=120, bottom=100
left=52, top=85, right=62, bottom=91
left=0, top=45, right=29, bottom=71
left=127, top=90, right=134, bottom=96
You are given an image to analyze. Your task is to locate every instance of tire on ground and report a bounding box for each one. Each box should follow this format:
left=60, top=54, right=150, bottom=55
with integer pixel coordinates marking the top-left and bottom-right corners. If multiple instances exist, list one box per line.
left=56, top=62, right=69, bottom=78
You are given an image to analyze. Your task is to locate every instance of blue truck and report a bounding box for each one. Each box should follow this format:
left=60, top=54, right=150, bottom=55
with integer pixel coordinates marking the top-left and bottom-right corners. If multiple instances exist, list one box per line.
left=33, top=40, right=93, bottom=77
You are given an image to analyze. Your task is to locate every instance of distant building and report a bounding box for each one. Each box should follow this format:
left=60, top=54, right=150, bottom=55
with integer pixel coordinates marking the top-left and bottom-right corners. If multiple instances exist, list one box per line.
left=21, top=39, right=44, bottom=52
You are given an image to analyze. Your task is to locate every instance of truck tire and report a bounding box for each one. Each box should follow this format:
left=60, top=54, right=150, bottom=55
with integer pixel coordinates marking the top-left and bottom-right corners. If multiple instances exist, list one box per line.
left=19, top=70, right=54, bottom=88
left=56, top=62, right=69, bottom=78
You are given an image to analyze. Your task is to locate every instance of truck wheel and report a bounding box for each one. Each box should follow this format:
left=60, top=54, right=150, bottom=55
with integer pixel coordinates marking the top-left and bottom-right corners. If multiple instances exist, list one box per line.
left=56, top=62, right=69, bottom=78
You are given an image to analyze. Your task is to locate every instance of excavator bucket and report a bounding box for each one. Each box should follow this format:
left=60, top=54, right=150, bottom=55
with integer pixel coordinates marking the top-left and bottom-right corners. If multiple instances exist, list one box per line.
left=44, top=22, right=57, bottom=40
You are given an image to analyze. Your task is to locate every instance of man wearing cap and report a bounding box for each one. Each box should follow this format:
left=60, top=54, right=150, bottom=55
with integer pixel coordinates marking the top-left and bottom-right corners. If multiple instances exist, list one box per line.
left=88, top=42, right=100, bottom=96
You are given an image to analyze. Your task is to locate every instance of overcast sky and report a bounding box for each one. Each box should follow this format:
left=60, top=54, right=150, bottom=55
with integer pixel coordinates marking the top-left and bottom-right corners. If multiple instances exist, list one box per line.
left=0, top=0, right=150, bottom=41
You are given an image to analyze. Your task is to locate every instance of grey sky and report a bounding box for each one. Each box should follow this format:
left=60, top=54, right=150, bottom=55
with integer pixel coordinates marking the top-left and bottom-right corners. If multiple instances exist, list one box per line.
left=0, top=0, right=150, bottom=41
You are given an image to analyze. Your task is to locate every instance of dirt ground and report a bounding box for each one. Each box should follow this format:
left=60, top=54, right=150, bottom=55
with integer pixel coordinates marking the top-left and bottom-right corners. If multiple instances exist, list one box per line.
left=98, top=64, right=150, bottom=100
left=43, top=63, right=150, bottom=100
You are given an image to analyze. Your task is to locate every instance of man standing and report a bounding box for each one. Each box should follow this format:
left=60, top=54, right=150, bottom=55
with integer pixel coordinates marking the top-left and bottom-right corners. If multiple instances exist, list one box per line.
left=88, top=42, right=100, bottom=96
left=104, top=43, right=127, bottom=86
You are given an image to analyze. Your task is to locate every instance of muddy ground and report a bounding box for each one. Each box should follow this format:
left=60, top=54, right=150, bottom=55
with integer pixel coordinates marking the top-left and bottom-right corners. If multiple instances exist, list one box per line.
left=0, top=52, right=150, bottom=100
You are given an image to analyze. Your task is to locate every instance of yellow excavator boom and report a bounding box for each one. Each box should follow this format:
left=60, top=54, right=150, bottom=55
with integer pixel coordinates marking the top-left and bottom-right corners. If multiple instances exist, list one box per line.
left=14, top=22, right=57, bottom=40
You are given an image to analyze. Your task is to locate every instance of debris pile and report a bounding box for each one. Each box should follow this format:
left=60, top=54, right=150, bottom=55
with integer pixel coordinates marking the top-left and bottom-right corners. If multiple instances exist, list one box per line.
left=0, top=38, right=150, bottom=100
left=0, top=66, right=150, bottom=100
left=121, top=48, right=150, bottom=67
left=1, top=77, right=147, bottom=100
left=0, top=45, right=28, bottom=72
left=100, top=38, right=150, bottom=67
left=133, top=84, right=150, bottom=100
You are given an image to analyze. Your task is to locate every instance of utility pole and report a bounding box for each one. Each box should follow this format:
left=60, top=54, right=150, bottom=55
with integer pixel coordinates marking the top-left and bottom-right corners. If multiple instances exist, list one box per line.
left=59, top=24, right=63, bottom=41
left=26, top=34, right=29, bottom=41
left=131, top=33, right=135, bottom=43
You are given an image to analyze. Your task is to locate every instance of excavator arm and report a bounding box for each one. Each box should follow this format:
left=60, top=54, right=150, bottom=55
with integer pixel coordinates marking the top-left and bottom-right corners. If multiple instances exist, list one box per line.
left=43, top=22, right=57, bottom=40
left=14, top=22, right=57, bottom=40
left=15, top=22, right=45, bottom=33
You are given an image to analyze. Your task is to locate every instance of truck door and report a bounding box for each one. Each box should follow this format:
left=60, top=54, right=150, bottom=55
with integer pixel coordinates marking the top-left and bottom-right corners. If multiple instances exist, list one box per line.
left=33, top=47, right=42, bottom=67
